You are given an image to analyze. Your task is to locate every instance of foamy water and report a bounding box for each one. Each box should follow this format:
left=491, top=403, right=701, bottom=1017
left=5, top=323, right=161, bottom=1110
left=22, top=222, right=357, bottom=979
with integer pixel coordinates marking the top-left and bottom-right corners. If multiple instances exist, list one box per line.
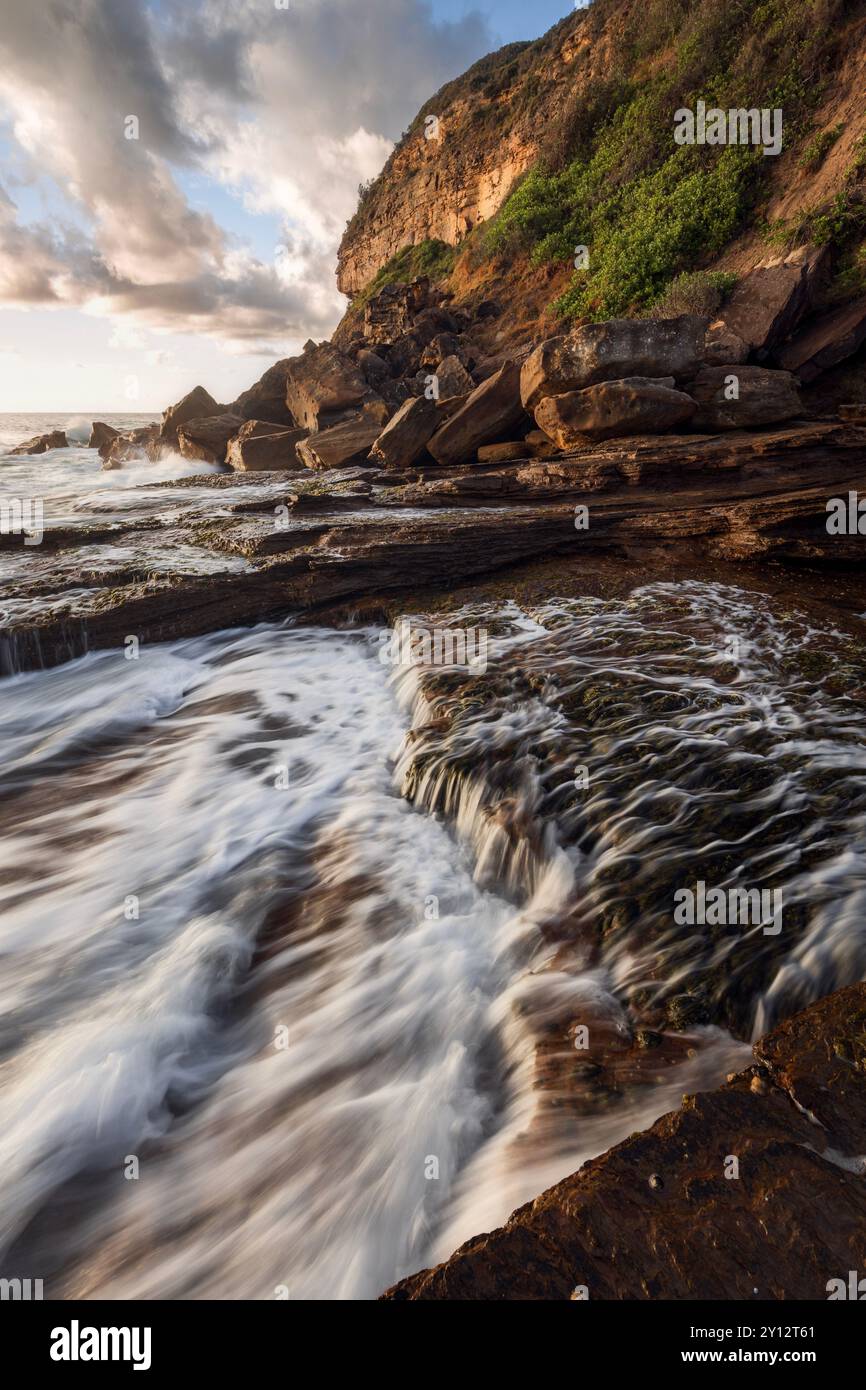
left=1, top=580, right=863, bottom=1298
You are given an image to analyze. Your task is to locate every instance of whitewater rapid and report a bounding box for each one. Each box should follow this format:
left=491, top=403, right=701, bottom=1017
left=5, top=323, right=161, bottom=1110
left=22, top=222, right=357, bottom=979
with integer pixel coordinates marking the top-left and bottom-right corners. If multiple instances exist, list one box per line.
left=2, top=578, right=865, bottom=1298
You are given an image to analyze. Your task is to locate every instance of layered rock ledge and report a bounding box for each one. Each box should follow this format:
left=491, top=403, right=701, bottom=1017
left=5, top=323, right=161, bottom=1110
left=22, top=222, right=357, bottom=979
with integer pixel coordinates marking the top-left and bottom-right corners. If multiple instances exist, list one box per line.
left=382, top=983, right=866, bottom=1300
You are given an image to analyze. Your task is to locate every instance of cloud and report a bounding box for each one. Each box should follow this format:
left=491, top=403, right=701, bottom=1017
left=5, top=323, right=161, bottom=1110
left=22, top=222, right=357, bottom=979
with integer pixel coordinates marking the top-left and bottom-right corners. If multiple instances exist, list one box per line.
left=0, top=0, right=492, bottom=354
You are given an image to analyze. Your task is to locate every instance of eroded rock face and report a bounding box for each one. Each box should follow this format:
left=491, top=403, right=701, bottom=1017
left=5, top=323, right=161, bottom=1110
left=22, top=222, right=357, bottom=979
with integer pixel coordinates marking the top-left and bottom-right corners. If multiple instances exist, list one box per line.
left=434, top=354, right=475, bottom=398
left=690, top=365, right=802, bottom=430
left=703, top=320, right=749, bottom=367
left=368, top=396, right=439, bottom=469
left=177, top=414, right=245, bottom=466
left=225, top=420, right=308, bottom=472
left=87, top=421, right=118, bottom=450
left=382, top=983, right=866, bottom=1300
left=521, top=316, right=706, bottom=409
left=230, top=360, right=295, bottom=427
left=285, top=342, right=372, bottom=432
left=101, top=424, right=160, bottom=469
left=534, top=378, right=695, bottom=445
left=777, top=296, right=866, bottom=382
left=9, top=430, right=67, bottom=455
left=427, top=362, right=525, bottom=465
left=720, top=244, right=826, bottom=357
left=160, top=385, right=222, bottom=447
left=363, top=278, right=430, bottom=342
left=297, top=404, right=389, bottom=469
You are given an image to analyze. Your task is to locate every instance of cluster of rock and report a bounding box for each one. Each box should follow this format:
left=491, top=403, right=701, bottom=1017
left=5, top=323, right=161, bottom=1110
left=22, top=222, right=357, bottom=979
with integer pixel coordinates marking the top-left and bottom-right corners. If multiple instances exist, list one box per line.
left=99, top=241, right=866, bottom=475
left=10, top=242, right=865, bottom=476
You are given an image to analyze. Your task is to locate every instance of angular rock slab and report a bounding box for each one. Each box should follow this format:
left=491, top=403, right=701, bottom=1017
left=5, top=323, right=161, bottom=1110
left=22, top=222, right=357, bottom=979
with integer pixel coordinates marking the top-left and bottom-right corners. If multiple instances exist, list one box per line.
left=230, top=359, right=295, bottom=428
left=534, top=378, right=695, bottom=445
left=178, top=414, right=245, bottom=466
left=690, top=365, right=802, bottom=430
left=8, top=430, right=68, bottom=455
left=776, top=295, right=866, bottom=382
left=285, top=341, right=371, bottom=431
left=87, top=422, right=119, bottom=451
left=382, top=983, right=866, bottom=1300
left=720, top=244, right=826, bottom=356
left=225, top=420, right=308, bottom=472
left=160, top=385, right=222, bottom=447
left=297, top=405, right=389, bottom=470
left=521, top=316, right=706, bottom=409
left=368, top=396, right=438, bottom=469
left=427, top=362, right=525, bottom=465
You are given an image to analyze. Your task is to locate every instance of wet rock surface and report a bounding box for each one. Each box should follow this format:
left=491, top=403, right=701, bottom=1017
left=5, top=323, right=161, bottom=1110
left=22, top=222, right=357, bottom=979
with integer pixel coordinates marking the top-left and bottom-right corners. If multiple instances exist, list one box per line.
left=3, top=416, right=866, bottom=675
left=382, top=983, right=866, bottom=1299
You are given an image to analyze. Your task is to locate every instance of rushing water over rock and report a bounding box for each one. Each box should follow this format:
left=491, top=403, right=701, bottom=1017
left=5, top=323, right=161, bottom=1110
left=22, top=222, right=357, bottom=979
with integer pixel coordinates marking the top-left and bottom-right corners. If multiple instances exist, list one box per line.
left=0, top=580, right=864, bottom=1297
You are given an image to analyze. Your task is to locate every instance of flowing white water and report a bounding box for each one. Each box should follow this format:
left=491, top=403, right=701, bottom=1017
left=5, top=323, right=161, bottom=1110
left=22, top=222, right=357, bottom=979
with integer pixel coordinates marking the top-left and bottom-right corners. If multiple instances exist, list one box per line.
left=2, top=576, right=865, bottom=1299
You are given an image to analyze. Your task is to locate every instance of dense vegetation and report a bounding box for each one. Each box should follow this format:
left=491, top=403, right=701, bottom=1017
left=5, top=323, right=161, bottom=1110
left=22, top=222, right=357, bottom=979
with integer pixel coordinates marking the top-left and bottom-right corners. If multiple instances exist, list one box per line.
left=477, top=0, right=861, bottom=320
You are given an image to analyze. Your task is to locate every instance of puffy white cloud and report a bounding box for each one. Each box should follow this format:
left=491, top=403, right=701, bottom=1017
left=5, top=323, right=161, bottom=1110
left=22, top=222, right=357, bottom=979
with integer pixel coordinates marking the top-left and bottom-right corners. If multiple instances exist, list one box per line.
left=0, top=0, right=492, bottom=354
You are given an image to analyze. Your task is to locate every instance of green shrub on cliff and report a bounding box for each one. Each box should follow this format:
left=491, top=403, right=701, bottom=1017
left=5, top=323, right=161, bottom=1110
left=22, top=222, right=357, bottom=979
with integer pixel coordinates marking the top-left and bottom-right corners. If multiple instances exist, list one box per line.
left=476, top=0, right=850, bottom=321
left=352, top=240, right=455, bottom=309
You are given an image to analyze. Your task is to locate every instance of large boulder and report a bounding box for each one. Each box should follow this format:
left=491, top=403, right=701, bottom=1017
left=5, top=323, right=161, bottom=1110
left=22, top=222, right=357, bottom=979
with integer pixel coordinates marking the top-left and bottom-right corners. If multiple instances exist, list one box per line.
left=434, top=355, right=475, bottom=398
left=427, top=363, right=525, bottom=466
left=177, top=413, right=245, bottom=466
left=367, top=396, right=439, bottom=469
left=285, top=342, right=372, bottom=431
left=776, top=296, right=866, bottom=382
left=297, top=404, right=389, bottom=470
left=720, top=244, right=826, bottom=357
left=521, top=316, right=706, bottom=410
left=225, top=420, right=307, bottom=472
left=703, top=320, right=749, bottom=367
left=689, top=365, right=802, bottom=430
left=160, top=385, right=222, bottom=447
left=87, top=421, right=118, bottom=450
left=9, top=429, right=67, bottom=455
left=230, top=360, right=295, bottom=427
left=533, top=378, right=696, bottom=445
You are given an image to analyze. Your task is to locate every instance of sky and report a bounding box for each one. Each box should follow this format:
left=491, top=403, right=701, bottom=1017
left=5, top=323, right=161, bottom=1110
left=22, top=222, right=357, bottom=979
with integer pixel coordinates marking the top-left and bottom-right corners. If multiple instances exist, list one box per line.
left=0, top=0, right=579, bottom=412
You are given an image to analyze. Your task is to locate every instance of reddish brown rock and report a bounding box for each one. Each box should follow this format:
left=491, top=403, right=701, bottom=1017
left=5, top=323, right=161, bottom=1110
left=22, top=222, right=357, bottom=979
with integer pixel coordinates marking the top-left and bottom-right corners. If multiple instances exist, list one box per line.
left=534, top=378, right=695, bottom=445
left=703, top=319, right=749, bottom=366
left=160, top=385, right=222, bottom=447
left=101, top=425, right=161, bottom=469
left=427, top=362, right=525, bottom=465
left=521, top=317, right=705, bottom=410
left=225, top=420, right=307, bottom=472
left=720, top=244, right=826, bottom=356
left=177, top=414, right=245, bottom=466
left=9, top=429, right=68, bottom=455
left=477, top=441, right=530, bottom=462
left=434, top=355, right=475, bottom=399
left=368, top=396, right=438, bottom=469
left=776, top=296, right=866, bottom=382
left=230, top=360, right=295, bottom=427
left=690, top=365, right=802, bottom=430
left=87, top=421, right=118, bottom=451
left=382, top=983, right=866, bottom=1300
left=285, top=341, right=373, bottom=432
left=297, top=404, right=389, bottom=470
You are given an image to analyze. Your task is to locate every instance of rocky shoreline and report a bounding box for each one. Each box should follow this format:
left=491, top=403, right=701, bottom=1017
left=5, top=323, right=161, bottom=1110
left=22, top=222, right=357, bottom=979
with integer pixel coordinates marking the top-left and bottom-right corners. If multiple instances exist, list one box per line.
left=5, top=244, right=866, bottom=676
left=4, top=237, right=866, bottom=1304
left=383, top=983, right=866, bottom=1300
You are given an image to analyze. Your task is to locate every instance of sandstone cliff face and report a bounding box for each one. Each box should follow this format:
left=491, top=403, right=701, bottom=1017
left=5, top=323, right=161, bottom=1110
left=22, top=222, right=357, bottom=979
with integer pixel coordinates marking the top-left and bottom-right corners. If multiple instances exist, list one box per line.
left=336, top=4, right=634, bottom=295
left=337, top=0, right=866, bottom=338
